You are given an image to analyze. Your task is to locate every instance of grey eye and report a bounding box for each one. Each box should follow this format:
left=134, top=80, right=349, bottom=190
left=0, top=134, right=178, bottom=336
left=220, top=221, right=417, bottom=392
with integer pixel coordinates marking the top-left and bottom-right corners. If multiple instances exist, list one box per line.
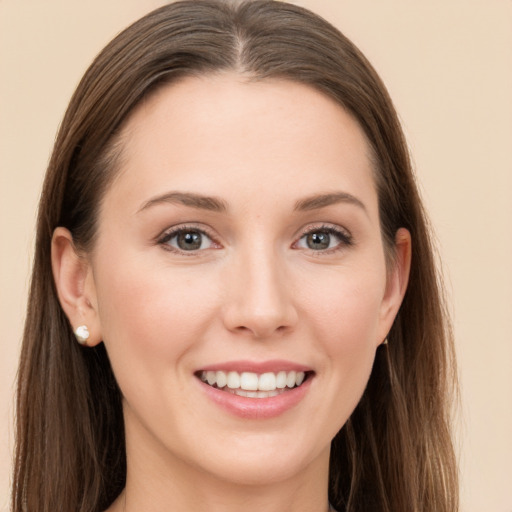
left=176, top=231, right=203, bottom=250
left=295, top=226, right=352, bottom=252
left=305, top=232, right=331, bottom=250
left=164, top=229, right=214, bottom=251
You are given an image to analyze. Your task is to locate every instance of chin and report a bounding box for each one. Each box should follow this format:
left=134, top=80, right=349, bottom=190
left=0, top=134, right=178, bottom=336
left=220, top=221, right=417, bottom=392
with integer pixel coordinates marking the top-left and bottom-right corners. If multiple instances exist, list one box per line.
left=199, top=450, right=322, bottom=488
left=180, top=426, right=332, bottom=489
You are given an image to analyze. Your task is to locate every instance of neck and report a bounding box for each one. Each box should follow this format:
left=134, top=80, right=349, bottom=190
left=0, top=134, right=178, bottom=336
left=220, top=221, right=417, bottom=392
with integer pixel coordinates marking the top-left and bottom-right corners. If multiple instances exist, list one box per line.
left=117, top=476, right=332, bottom=512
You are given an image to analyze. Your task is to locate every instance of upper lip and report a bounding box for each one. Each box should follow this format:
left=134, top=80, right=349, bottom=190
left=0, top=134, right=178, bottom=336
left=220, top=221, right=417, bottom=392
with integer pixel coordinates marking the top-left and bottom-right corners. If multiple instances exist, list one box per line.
left=196, top=359, right=313, bottom=374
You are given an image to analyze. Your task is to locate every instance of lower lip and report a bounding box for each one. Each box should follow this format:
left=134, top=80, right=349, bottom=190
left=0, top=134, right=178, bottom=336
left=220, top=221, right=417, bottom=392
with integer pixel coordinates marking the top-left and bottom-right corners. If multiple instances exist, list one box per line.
left=197, top=377, right=313, bottom=419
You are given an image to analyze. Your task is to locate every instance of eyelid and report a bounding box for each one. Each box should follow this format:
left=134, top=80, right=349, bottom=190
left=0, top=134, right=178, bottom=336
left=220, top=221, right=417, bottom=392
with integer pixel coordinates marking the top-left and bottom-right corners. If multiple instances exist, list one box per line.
left=293, top=223, right=354, bottom=253
left=156, top=223, right=222, bottom=254
left=155, top=222, right=352, bottom=255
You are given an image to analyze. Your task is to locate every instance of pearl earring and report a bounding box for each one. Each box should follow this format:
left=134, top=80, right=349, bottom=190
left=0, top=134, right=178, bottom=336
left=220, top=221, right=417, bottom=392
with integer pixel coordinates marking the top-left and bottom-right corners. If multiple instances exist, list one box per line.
left=74, top=325, right=90, bottom=345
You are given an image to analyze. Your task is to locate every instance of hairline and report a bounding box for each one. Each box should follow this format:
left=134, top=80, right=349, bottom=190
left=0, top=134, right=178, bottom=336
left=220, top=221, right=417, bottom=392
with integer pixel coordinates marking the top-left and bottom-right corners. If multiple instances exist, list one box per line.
left=88, top=70, right=393, bottom=262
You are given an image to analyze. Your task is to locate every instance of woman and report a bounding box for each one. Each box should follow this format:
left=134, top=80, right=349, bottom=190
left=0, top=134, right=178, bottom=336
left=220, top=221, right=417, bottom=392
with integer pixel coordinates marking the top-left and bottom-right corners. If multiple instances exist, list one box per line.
left=12, top=1, right=458, bottom=511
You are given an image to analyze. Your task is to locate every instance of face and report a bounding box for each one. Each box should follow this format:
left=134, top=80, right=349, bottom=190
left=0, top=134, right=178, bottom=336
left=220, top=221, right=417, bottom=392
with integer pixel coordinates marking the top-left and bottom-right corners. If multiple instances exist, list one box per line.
left=85, top=74, right=407, bottom=488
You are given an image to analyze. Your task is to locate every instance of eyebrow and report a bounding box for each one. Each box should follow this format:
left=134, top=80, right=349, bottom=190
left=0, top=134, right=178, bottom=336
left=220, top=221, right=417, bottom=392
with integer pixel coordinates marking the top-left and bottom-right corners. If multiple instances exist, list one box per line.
left=294, top=192, right=367, bottom=213
left=138, top=191, right=228, bottom=213
left=138, top=190, right=366, bottom=215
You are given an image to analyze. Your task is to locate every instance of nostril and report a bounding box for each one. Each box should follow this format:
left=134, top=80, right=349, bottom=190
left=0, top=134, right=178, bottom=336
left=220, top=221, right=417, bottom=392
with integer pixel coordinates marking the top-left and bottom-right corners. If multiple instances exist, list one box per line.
left=225, top=316, right=294, bottom=339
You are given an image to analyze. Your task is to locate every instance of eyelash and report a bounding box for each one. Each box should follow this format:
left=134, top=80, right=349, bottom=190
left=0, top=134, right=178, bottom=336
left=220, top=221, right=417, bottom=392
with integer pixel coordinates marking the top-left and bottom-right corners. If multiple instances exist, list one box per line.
left=294, top=224, right=354, bottom=255
left=157, top=223, right=353, bottom=255
left=157, top=225, right=220, bottom=255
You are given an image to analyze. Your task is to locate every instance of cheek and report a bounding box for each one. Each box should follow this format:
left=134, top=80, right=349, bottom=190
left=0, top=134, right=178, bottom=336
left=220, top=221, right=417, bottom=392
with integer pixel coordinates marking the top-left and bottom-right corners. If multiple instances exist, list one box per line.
left=93, top=255, right=220, bottom=380
left=290, top=267, right=385, bottom=438
left=319, top=296, right=380, bottom=386
left=301, top=266, right=385, bottom=351
left=301, top=265, right=385, bottom=394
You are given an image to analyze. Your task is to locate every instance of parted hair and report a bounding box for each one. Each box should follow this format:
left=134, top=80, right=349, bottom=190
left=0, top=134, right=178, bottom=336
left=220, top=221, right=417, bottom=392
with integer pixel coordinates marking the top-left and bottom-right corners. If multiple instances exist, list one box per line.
left=13, top=1, right=458, bottom=511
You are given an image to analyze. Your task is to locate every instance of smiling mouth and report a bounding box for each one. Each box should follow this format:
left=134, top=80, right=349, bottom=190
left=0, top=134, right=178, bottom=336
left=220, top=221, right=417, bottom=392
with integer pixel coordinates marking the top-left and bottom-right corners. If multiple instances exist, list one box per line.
left=197, top=370, right=312, bottom=398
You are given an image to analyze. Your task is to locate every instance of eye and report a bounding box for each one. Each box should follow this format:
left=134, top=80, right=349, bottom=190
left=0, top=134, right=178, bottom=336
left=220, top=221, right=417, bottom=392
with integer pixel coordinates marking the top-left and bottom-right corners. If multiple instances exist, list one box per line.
left=159, top=227, right=217, bottom=252
left=295, top=226, right=352, bottom=252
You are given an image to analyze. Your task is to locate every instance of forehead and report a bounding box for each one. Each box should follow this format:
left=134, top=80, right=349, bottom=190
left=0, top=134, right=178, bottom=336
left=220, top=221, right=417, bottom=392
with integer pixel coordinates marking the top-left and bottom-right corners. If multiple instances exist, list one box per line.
left=107, top=73, right=377, bottom=215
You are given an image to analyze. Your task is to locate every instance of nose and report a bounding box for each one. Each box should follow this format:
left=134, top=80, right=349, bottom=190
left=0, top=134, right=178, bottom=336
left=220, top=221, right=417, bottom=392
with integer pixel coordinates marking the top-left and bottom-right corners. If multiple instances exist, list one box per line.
left=221, top=246, right=298, bottom=339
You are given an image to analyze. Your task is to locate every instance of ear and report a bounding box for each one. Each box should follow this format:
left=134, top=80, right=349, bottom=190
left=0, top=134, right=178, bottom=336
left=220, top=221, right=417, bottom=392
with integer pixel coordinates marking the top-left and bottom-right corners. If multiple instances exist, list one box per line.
left=377, top=227, right=412, bottom=345
left=51, top=227, right=102, bottom=346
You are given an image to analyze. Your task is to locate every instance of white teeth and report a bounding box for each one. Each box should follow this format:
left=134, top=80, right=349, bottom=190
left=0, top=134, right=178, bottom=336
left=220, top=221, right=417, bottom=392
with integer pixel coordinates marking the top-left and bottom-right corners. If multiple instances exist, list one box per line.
left=200, top=370, right=309, bottom=393
left=226, top=371, right=240, bottom=389
left=226, top=388, right=281, bottom=398
left=276, top=371, right=287, bottom=389
left=258, top=372, right=276, bottom=391
left=216, top=371, right=227, bottom=388
left=240, top=372, right=259, bottom=391
left=286, top=371, right=297, bottom=388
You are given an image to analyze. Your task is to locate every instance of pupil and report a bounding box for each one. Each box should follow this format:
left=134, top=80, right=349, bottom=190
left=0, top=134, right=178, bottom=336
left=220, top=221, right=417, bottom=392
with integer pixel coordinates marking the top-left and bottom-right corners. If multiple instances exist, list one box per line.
left=307, top=232, right=330, bottom=250
left=178, top=231, right=202, bottom=250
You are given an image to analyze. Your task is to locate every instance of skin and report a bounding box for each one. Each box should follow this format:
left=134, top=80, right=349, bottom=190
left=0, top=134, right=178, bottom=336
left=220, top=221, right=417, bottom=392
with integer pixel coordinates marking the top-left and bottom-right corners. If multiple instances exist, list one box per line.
left=52, top=74, right=411, bottom=512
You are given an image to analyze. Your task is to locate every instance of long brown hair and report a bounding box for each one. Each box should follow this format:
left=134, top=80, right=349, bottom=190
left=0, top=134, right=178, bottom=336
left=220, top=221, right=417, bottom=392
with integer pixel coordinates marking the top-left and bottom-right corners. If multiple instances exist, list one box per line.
left=13, top=1, right=458, bottom=511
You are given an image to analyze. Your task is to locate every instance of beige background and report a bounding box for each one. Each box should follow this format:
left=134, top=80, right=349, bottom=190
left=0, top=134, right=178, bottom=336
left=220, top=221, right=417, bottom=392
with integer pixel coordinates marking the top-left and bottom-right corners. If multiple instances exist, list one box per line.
left=1, top=1, right=511, bottom=511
